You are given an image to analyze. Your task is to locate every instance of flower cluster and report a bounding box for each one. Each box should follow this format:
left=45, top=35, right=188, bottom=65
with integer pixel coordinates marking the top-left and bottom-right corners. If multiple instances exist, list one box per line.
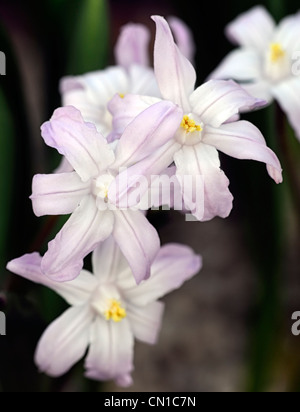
left=7, top=11, right=288, bottom=387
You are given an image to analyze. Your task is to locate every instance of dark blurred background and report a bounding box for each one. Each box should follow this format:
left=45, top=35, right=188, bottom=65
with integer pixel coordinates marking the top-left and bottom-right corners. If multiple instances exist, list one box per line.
left=0, top=0, right=300, bottom=392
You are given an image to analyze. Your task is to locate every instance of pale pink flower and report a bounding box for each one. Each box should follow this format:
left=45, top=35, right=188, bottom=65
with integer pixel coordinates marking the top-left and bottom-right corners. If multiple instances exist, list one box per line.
left=6, top=239, right=202, bottom=387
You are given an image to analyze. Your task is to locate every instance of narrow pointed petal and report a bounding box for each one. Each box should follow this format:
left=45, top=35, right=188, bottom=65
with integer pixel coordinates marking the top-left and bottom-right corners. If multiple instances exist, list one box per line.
left=168, top=16, right=196, bottom=63
left=31, top=172, right=90, bottom=217
left=226, top=6, right=275, bottom=51
left=204, top=121, right=283, bottom=183
left=127, top=301, right=164, bottom=345
left=190, top=80, right=265, bottom=128
left=174, top=144, right=233, bottom=221
left=41, top=196, right=114, bottom=282
left=35, top=305, right=93, bottom=377
left=115, top=24, right=150, bottom=69
left=7, top=253, right=97, bottom=306
left=121, top=244, right=202, bottom=307
left=113, top=100, right=182, bottom=169
left=92, top=236, right=130, bottom=282
left=41, top=106, right=115, bottom=181
left=272, top=77, right=300, bottom=141
left=152, top=15, right=196, bottom=112
left=113, top=210, right=160, bottom=284
left=209, top=49, right=262, bottom=82
left=85, top=317, right=134, bottom=386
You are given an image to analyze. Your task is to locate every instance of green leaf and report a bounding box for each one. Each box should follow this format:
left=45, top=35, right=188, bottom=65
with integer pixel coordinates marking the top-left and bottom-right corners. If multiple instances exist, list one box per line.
left=67, top=0, right=109, bottom=75
left=0, top=87, right=14, bottom=277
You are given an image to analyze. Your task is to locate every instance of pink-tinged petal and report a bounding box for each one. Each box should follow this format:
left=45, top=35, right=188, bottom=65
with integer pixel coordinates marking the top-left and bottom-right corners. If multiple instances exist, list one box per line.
left=128, top=65, right=161, bottom=97
left=115, top=24, right=150, bottom=69
left=31, top=172, right=90, bottom=217
left=60, top=67, right=129, bottom=134
left=41, top=196, right=114, bottom=282
left=108, top=94, right=161, bottom=139
left=41, top=106, right=115, bottom=181
left=209, top=49, right=262, bottom=81
left=226, top=6, right=275, bottom=51
left=274, top=12, right=300, bottom=55
left=241, top=80, right=273, bottom=104
left=6, top=253, right=97, bottom=306
left=84, top=317, right=134, bottom=386
left=35, top=305, right=93, bottom=377
left=190, top=80, right=265, bottom=128
left=92, top=236, right=130, bottom=283
left=168, top=16, right=196, bottom=63
left=121, top=244, right=202, bottom=306
left=109, top=140, right=180, bottom=209
left=204, top=121, right=283, bottom=183
left=113, top=210, right=160, bottom=284
left=113, top=100, right=183, bottom=169
left=174, top=144, right=233, bottom=221
left=271, top=77, right=300, bottom=141
left=152, top=15, right=196, bottom=112
left=127, top=301, right=164, bottom=345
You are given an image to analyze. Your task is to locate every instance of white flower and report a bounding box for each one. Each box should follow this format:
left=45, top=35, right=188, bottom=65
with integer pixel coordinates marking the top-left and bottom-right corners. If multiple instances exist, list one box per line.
left=7, top=238, right=202, bottom=387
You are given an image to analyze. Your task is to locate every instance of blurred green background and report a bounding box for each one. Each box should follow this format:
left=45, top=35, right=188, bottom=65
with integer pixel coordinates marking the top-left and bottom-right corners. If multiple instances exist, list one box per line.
left=0, top=0, right=300, bottom=392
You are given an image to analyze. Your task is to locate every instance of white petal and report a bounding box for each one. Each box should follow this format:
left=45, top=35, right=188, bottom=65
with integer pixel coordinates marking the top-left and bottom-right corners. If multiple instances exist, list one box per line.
left=84, top=317, right=134, bottom=386
left=226, top=6, right=275, bottom=51
left=204, top=121, right=283, bottom=183
left=174, top=144, right=233, bottom=221
left=121, top=243, right=202, bottom=306
left=41, top=196, right=114, bottom=282
left=31, top=172, right=90, bottom=217
left=128, top=65, right=161, bottom=97
left=272, top=77, right=300, bottom=141
left=35, top=305, right=93, bottom=377
left=127, top=301, right=164, bottom=345
left=274, top=12, right=300, bottom=55
left=168, top=16, right=196, bottom=63
left=7, top=253, right=97, bottom=306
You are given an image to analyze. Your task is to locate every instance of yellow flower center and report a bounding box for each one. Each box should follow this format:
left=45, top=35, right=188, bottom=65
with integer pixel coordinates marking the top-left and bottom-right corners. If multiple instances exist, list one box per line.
left=181, top=115, right=202, bottom=133
left=270, top=43, right=285, bottom=63
left=104, top=299, right=127, bottom=323
left=119, top=93, right=125, bottom=99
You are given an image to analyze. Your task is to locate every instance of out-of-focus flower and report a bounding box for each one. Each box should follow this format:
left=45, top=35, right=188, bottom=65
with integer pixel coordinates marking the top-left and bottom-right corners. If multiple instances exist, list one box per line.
left=60, top=18, right=195, bottom=138
left=31, top=104, right=182, bottom=283
left=6, top=238, right=202, bottom=387
left=109, top=16, right=283, bottom=222
left=210, top=6, right=300, bottom=140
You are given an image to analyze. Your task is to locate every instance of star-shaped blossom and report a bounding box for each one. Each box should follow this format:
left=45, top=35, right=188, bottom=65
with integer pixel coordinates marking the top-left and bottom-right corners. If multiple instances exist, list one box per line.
left=31, top=103, right=182, bottom=283
left=6, top=238, right=202, bottom=387
left=109, top=16, right=283, bottom=222
left=210, top=6, right=300, bottom=140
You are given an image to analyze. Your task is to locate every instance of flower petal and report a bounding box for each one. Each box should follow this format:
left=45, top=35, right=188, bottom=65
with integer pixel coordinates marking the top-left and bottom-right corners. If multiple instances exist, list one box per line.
left=190, top=80, right=265, bottom=128
left=41, top=196, right=114, bottom=282
left=226, top=6, right=275, bottom=51
left=6, top=253, right=97, bottom=306
left=174, top=144, right=233, bottom=221
left=113, top=210, right=160, bottom=284
left=41, top=106, right=115, bottom=181
left=92, top=236, right=130, bottom=283
left=127, top=65, right=161, bottom=97
left=112, top=100, right=182, bottom=169
left=60, top=67, right=129, bottom=135
left=209, top=48, right=262, bottom=82
left=114, top=23, right=150, bottom=69
left=35, top=305, right=93, bottom=377
left=31, top=172, right=90, bottom=217
left=152, top=15, right=196, bottom=112
left=271, top=77, right=300, bottom=141
left=240, top=80, right=273, bottom=103
left=121, top=243, right=202, bottom=306
left=127, top=301, right=164, bottom=345
left=204, top=121, right=283, bottom=183
left=84, top=317, right=134, bottom=387
left=168, top=16, right=196, bottom=63
left=274, top=12, right=300, bottom=55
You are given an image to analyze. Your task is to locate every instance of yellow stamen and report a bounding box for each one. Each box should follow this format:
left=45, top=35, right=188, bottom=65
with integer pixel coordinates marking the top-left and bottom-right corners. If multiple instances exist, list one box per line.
left=104, top=299, right=126, bottom=323
left=181, top=115, right=202, bottom=134
left=270, top=43, right=285, bottom=63
left=119, top=93, right=125, bottom=99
